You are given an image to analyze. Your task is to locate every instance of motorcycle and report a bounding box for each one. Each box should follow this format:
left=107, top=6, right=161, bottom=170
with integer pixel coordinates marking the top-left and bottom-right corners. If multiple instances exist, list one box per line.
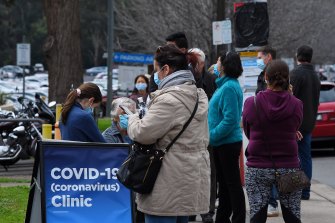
left=0, top=94, right=56, bottom=169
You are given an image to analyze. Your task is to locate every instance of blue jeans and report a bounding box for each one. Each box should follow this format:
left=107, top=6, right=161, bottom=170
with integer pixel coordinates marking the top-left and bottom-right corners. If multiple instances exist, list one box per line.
left=268, top=184, right=278, bottom=208
left=298, top=132, right=312, bottom=198
left=144, top=214, right=188, bottom=223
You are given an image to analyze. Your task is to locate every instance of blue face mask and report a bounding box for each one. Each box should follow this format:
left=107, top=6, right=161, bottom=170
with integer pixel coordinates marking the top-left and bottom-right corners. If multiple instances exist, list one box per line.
left=213, top=64, right=220, bottom=76
left=154, top=72, right=161, bottom=86
left=119, top=114, right=129, bottom=129
left=256, top=58, right=266, bottom=70
left=135, top=83, right=147, bottom=91
left=85, top=107, right=93, bottom=115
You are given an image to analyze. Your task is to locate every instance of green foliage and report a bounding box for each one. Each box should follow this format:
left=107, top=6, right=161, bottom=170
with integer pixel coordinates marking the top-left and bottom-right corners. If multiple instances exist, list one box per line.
left=0, top=0, right=47, bottom=66
left=97, top=117, right=111, bottom=132
left=0, top=186, right=29, bottom=223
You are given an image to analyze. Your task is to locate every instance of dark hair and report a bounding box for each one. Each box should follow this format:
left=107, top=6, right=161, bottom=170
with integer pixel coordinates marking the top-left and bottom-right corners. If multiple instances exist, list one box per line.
left=258, top=46, right=277, bottom=59
left=132, top=74, right=149, bottom=94
left=296, top=45, right=313, bottom=63
left=219, top=52, right=243, bottom=78
left=154, top=44, right=191, bottom=72
left=61, top=82, right=102, bottom=124
left=165, top=32, right=188, bottom=49
left=265, top=59, right=290, bottom=91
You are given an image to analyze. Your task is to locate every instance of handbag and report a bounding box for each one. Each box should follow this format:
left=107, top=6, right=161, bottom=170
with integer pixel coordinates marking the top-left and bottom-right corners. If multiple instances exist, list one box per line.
left=117, top=94, right=199, bottom=194
left=253, top=96, right=310, bottom=194
left=276, top=170, right=310, bottom=194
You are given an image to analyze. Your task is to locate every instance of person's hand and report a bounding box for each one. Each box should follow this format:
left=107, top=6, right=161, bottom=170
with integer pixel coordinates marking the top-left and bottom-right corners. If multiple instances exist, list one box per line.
left=296, top=131, right=303, bottom=141
left=119, top=114, right=129, bottom=129
left=288, top=84, right=293, bottom=94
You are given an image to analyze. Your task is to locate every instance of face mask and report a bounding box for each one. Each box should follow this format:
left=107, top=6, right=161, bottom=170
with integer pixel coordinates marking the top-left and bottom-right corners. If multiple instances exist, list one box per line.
left=213, top=64, right=220, bottom=76
left=154, top=72, right=161, bottom=85
left=256, top=58, right=266, bottom=70
left=85, top=107, right=93, bottom=115
left=135, top=83, right=147, bottom=91
left=119, top=114, right=129, bottom=129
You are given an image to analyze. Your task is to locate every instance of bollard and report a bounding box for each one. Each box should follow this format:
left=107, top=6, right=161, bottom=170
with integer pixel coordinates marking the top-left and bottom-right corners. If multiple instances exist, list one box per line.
left=42, top=124, right=52, bottom=139
left=56, top=104, right=62, bottom=121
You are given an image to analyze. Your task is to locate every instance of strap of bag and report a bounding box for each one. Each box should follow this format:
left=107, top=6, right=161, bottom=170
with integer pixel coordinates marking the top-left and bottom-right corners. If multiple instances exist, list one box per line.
left=253, top=96, right=279, bottom=174
left=162, top=93, right=199, bottom=153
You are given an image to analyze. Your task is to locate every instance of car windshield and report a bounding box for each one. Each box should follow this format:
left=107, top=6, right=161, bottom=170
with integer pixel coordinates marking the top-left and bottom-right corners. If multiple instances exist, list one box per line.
left=320, top=84, right=335, bottom=103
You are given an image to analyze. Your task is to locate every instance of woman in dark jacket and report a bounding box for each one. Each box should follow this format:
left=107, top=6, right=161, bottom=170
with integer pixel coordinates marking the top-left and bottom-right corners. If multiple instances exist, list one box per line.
left=243, top=60, right=303, bottom=223
left=60, top=82, right=105, bottom=142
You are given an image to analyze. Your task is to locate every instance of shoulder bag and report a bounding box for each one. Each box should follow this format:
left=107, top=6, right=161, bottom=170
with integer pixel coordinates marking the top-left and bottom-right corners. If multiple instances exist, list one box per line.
left=117, top=94, right=199, bottom=194
left=254, top=96, right=310, bottom=194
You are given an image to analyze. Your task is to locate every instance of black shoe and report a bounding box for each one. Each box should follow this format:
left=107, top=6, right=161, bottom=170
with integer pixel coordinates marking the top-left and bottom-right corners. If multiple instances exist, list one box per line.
left=201, top=213, right=214, bottom=223
left=301, top=194, right=310, bottom=200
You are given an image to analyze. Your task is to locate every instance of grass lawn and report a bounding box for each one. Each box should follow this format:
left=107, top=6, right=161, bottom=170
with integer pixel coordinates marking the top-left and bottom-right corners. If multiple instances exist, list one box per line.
left=97, top=117, right=111, bottom=132
left=0, top=186, right=29, bottom=223
left=0, top=178, right=30, bottom=183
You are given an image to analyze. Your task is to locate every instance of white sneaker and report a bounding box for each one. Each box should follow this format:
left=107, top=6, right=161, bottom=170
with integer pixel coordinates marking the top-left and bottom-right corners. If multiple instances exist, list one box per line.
left=267, top=205, right=279, bottom=217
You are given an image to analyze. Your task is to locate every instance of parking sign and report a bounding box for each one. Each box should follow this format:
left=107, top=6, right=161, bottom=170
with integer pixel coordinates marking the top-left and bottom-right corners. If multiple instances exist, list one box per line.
left=17, top=43, right=31, bottom=66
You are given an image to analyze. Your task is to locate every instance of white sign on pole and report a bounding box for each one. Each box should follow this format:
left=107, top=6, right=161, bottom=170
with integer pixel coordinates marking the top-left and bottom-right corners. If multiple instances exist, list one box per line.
left=212, top=21, right=224, bottom=45
left=222, top=19, right=232, bottom=44
left=17, top=43, right=31, bottom=66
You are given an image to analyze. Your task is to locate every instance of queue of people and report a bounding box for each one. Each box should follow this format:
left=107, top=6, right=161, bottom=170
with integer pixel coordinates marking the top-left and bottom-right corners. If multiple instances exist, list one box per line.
left=58, top=31, right=320, bottom=223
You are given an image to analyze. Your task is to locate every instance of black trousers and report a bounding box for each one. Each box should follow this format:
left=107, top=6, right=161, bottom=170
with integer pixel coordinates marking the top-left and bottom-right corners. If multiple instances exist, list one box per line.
left=214, top=141, right=245, bottom=223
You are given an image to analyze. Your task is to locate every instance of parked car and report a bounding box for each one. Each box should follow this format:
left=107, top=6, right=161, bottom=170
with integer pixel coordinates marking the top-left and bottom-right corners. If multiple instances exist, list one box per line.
left=312, top=81, right=335, bottom=150
left=33, top=63, right=45, bottom=72
left=0, top=65, right=30, bottom=78
left=85, top=66, right=107, bottom=76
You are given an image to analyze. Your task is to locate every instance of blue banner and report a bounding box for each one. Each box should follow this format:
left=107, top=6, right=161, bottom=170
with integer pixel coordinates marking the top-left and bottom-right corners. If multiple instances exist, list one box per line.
left=41, top=142, right=133, bottom=223
left=114, top=52, right=154, bottom=64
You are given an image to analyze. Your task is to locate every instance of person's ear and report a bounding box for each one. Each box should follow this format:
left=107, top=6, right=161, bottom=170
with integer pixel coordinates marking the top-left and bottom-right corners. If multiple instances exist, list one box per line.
left=163, top=65, right=170, bottom=76
left=88, top=97, right=95, bottom=105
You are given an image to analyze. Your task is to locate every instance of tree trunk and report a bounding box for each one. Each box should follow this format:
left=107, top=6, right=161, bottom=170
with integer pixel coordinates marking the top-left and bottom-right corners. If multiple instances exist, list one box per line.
left=42, top=0, right=83, bottom=103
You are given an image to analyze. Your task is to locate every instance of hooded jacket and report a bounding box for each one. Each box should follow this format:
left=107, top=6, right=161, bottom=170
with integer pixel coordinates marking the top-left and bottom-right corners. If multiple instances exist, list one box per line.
left=243, top=90, right=303, bottom=168
left=128, top=70, right=210, bottom=216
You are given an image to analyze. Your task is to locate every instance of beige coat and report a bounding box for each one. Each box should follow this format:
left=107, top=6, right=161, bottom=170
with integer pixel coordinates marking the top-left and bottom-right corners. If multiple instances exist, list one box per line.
left=128, top=82, right=210, bottom=216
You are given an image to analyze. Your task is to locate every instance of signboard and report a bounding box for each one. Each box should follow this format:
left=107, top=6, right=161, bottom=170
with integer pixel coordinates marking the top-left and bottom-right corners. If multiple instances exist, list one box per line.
left=17, top=43, right=31, bottom=66
left=118, top=65, right=148, bottom=92
left=40, top=141, right=133, bottom=223
left=239, top=52, right=262, bottom=89
left=212, top=20, right=232, bottom=45
left=113, top=52, right=153, bottom=64
left=222, top=20, right=232, bottom=44
left=213, top=21, right=224, bottom=45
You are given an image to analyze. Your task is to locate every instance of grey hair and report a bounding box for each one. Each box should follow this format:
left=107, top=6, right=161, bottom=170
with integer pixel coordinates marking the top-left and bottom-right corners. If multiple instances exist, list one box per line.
left=188, top=48, right=206, bottom=62
left=110, top=97, right=136, bottom=118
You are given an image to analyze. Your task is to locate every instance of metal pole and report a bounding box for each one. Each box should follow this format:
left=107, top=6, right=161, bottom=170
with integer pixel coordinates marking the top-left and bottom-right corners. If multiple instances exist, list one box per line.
left=23, top=66, right=26, bottom=98
left=106, top=0, right=114, bottom=117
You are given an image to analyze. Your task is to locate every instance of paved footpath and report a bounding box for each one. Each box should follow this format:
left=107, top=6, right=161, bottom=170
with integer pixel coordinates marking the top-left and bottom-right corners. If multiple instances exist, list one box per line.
left=190, top=180, right=335, bottom=223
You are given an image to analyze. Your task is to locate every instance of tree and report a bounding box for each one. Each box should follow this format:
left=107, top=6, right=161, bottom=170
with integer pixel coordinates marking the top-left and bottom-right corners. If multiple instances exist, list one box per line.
left=42, top=0, right=83, bottom=103
left=113, top=0, right=216, bottom=62
left=80, top=0, right=107, bottom=68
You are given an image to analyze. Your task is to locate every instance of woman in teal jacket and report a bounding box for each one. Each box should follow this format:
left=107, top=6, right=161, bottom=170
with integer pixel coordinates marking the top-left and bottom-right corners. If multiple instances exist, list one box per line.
left=208, top=52, right=245, bottom=223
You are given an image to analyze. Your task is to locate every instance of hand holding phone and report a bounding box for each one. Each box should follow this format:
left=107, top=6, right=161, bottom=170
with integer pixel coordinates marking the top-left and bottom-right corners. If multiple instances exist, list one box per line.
left=119, top=105, right=133, bottom=115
